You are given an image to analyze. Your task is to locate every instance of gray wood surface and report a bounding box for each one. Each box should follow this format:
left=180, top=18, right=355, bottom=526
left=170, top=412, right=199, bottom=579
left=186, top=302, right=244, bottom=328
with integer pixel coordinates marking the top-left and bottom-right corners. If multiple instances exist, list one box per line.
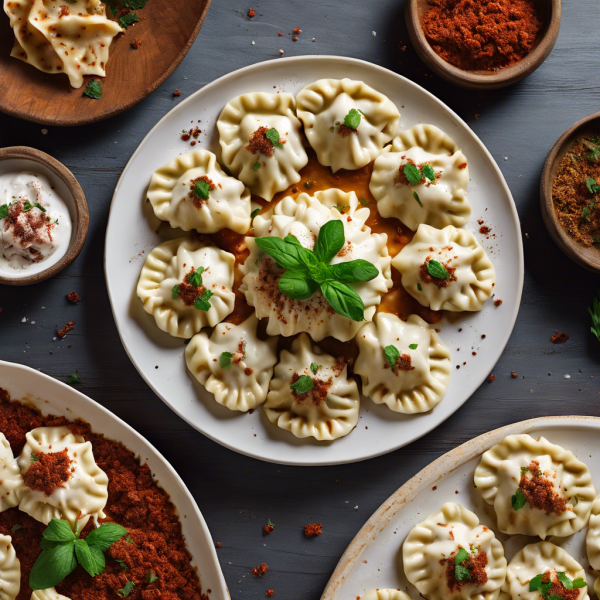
left=1, top=1, right=600, bottom=598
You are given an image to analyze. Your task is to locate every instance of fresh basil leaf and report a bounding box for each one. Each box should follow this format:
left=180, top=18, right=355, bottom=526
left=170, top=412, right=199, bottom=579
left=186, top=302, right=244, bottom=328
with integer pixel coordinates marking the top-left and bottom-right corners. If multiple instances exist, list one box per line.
left=586, top=177, right=600, bottom=194
left=308, top=262, right=332, bottom=284
left=252, top=161, right=261, bottom=171
left=548, top=595, right=564, bottom=600
left=403, top=164, right=422, bottom=185
left=384, top=345, right=399, bottom=369
left=118, top=12, right=139, bottom=28
left=84, top=522, right=128, bottom=552
left=266, top=128, right=283, bottom=149
left=251, top=208, right=260, bottom=219
left=0, top=204, right=8, bottom=219
left=29, top=542, right=78, bottom=590
left=512, top=488, right=527, bottom=510
left=194, top=289, right=213, bottom=311
left=422, top=164, right=435, bottom=181
left=529, top=574, right=544, bottom=594
left=146, top=571, right=159, bottom=584
left=413, top=191, right=423, bottom=207
left=327, top=259, right=378, bottom=283
left=290, top=375, right=313, bottom=394
left=40, top=537, right=60, bottom=550
left=572, top=578, right=587, bottom=589
left=320, top=280, right=364, bottom=322
left=409, top=343, right=418, bottom=349
left=417, top=281, right=422, bottom=291
left=187, top=268, right=204, bottom=288
left=23, top=201, right=33, bottom=212
left=118, top=581, right=135, bottom=597
left=358, top=197, right=371, bottom=206
left=83, top=79, right=102, bottom=99
left=34, top=202, right=46, bottom=212
left=255, top=237, right=310, bottom=271
left=426, top=260, right=449, bottom=279
left=11, top=524, right=22, bottom=532
left=313, top=220, right=345, bottom=264
left=43, top=519, right=76, bottom=543
left=194, top=180, right=210, bottom=200
left=278, top=270, right=319, bottom=300
left=455, top=548, right=469, bottom=564
left=557, top=572, right=573, bottom=589
left=310, top=363, right=321, bottom=374
left=74, top=539, right=105, bottom=577
left=455, top=564, right=471, bottom=581
left=172, top=285, right=180, bottom=300
left=219, top=352, right=233, bottom=369
left=283, top=234, right=302, bottom=247
left=343, top=108, right=361, bottom=130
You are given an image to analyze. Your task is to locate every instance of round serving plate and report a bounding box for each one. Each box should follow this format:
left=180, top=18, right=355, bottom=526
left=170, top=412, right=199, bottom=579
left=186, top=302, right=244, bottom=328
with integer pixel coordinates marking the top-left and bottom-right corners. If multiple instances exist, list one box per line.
left=322, top=416, right=600, bottom=599
left=104, top=55, right=524, bottom=466
left=0, top=360, right=229, bottom=600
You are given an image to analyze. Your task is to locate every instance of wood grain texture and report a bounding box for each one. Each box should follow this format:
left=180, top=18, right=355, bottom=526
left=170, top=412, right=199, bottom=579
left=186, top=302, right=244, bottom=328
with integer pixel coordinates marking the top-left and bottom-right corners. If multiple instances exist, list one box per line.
left=1, top=0, right=600, bottom=599
left=0, top=0, right=211, bottom=126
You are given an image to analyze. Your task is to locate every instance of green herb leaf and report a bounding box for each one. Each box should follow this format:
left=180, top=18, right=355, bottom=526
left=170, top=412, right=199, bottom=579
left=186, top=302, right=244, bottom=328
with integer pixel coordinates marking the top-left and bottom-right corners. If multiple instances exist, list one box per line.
left=122, top=0, right=148, bottom=8
left=403, top=164, right=422, bottom=185
left=310, top=363, right=321, bottom=374
left=313, top=219, right=345, bottom=264
left=115, top=559, right=128, bottom=569
left=408, top=343, right=418, bottom=350
left=219, top=352, right=234, bottom=369
left=308, top=262, right=333, bottom=284
left=267, top=517, right=275, bottom=527
left=278, top=270, right=319, bottom=300
left=290, top=375, right=313, bottom=395
left=146, top=571, right=159, bottom=584
left=252, top=161, right=261, bottom=171
left=413, top=191, right=423, bottom=207
left=548, top=595, right=564, bottom=600
left=529, top=574, right=552, bottom=598
left=83, top=80, right=102, bottom=99
left=251, top=208, right=260, bottom=219
left=384, top=345, right=399, bottom=369
left=320, top=280, right=365, bottom=322
left=266, top=128, right=283, bottom=149
left=470, top=546, right=477, bottom=554
left=118, top=581, right=135, bottom=597
left=29, top=541, right=78, bottom=590
left=194, top=289, right=213, bottom=311
left=333, top=205, right=347, bottom=213
left=455, top=564, right=471, bottom=581
left=172, top=284, right=180, bottom=300
left=118, top=12, right=139, bottom=28
left=31, top=452, right=39, bottom=462
left=11, top=524, right=22, bottom=532
left=343, top=108, right=362, bottom=130
left=23, top=201, right=33, bottom=212
left=582, top=206, right=591, bottom=221
left=586, top=148, right=600, bottom=162
left=589, top=291, right=600, bottom=341
left=74, top=539, right=105, bottom=578
left=194, top=180, right=210, bottom=200
left=255, top=237, right=311, bottom=271
left=84, top=522, right=128, bottom=552
left=586, top=177, right=600, bottom=194
left=67, top=370, right=82, bottom=386
left=520, top=466, right=528, bottom=474
left=455, top=548, right=469, bottom=564
left=426, top=260, right=449, bottom=279
left=572, top=578, right=588, bottom=589
left=511, top=488, right=527, bottom=510
left=422, top=164, right=436, bottom=181
left=125, top=536, right=136, bottom=545
left=327, top=259, right=378, bottom=283
left=0, top=204, right=8, bottom=219
left=417, top=281, right=422, bottom=292
left=358, top=197, right=371, bottom=206
left=43, top=519, right=76, bottom=543
left=187, top=267, right=205, bottom=288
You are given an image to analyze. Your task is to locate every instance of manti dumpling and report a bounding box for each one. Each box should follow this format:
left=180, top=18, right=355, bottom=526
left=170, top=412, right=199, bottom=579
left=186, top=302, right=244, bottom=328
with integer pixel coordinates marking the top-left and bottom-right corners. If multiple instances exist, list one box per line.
left=0, top=534, right=20, bottom=600
left=362, top=591, right=411, bottom=600
left=31, top=590, right=71, bottom=600
left=586, top=494, right=600, bottom=570
left=0, top=432, right=24, bottom=512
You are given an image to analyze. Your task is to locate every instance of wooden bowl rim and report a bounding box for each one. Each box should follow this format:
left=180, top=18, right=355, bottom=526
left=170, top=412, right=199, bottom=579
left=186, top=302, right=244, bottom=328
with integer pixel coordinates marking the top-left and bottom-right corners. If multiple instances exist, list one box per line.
left=0, top=0, right=211, bottom=127
left=540, top=111, right=600, bottom=274
left=0, top=146, right=89, bottom=286
left=405, top=0, right=562, bottom=91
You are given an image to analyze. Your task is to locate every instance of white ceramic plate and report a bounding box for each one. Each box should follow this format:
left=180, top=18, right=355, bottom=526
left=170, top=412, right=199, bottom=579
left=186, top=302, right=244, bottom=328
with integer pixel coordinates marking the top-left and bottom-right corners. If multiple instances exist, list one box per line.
left=322, top=416, right=599, bottom=599
left=104, top=55, right=523, bottom=466
left=0, top=360, right=229, bottom=600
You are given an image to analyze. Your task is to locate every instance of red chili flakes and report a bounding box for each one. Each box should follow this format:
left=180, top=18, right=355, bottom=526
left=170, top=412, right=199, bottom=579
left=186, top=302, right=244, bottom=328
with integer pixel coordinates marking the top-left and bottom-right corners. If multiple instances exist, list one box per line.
left=58, top=5, right=69, bottom=17
left=278, top=31, right=283, bottom=36
left=511, top=371, right=518, bottom=378
left=519, top=461, right=568, bottom=515
left=479, top=226, right=491, bottom=235
left=445, top=549, right=488, bottom=591
left=432, top=486, right=437, bottom=490
left=66, top=292, right=81, bottom=304
left=494, top=299, right=503, bottom=307
left=23, top=450, right=72, bottom=496
left=216, top=542, right=222, bottom=548
left=173, top=89, right=181, bottom=97
left=551, top=331, right=569, bottom=344
left=292, top=27, right=302, bottom=34
left=304, top=523, right=322, bottom=537
left=130, top=38, right=142, bottom=49
left=266, top=591, right=274, bottom=597
left=487, top=374, right=495, bottom=383
left=57, top=321, right=75, bottom=338
left=458, top=163, right=467, bottom=169
left=248, top=8, right=255, bottom=17
left=292, top=36, right=298, bottom=41
left=252, top=563, right=268, bottom=577
left=181, top=126, right=201, bottom=144
left=389, top=354, right=414, bottom=374
left=263, top=524, right=274, bottom=535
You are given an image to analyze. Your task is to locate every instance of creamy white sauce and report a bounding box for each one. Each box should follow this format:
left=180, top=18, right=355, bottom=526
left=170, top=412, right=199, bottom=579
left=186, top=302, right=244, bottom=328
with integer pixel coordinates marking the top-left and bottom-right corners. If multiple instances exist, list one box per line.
left=0, top=172, right=72, bottom=277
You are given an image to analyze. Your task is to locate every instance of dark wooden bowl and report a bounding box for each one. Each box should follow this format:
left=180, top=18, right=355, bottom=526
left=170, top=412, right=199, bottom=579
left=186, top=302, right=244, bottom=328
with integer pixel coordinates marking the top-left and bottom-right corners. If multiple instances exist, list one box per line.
left=0, top=146, right=89, bottom=286
left=0, top=0, right=211, bottom=126
left=540, top=112, right=600, bottom=273
left=405, top=0, right=561, bottom=91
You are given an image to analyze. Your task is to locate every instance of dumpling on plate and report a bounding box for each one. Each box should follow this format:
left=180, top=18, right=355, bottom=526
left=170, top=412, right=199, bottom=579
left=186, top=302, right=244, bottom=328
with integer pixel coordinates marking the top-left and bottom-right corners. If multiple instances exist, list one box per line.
left=0, top=534, right=20, bottom=600
left=264, top=333, right=359, bottom=441
left=586, top=495, right=600, bottom=570
left=217, top=92, right=308, bottom=201
left=391, top=224, right=495, bottom=312
left=370, top=124, right=471, bottom=231
left=354, top=313, right=451, bottom=414
left=502, top=542, right=589, bottom=600
left=402, top=502, right=507, bottom=600
left=31, top=589, right=70, bottom=600
left=185, top=313, right=278, bottom=412
left=17, top=426, right=108, bottom=531
left=136, top=238, right=236, bottom=339
left=362, top=591, right=411, bottom=600
left=147, top=149, right=252, bottom=234
left=474, top=434, right=595, bottom=539
left=0, top=432, right=24, bottom=512
left=296, top=78, right=400, bottom=172
left=239, top=189, right=392, bottom=342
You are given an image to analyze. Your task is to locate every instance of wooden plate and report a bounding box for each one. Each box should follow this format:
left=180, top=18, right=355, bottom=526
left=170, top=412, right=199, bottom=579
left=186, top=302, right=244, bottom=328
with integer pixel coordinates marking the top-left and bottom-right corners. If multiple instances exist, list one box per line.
left=0, top=0, right=211, bottom=127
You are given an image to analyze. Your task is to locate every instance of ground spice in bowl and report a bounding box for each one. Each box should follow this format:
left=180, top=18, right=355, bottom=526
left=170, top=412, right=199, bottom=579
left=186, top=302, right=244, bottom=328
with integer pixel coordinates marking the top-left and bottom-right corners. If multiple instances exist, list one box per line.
left=552, top=135, right=600, bottom=248
left=421, top=0, right=543, bottom=72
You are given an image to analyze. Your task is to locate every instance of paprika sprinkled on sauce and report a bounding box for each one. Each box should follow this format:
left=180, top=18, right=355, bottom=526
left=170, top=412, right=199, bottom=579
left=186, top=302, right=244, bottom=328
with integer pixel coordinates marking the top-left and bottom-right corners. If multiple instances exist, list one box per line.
left=23, top=450, right=72, bottom=497
left=519, top=460, right=568, bottom=515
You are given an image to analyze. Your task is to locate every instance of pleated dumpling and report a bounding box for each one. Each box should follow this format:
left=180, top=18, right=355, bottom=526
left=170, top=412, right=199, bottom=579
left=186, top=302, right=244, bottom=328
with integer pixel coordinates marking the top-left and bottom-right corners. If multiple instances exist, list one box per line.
left=217, top=92, right=308, bottom=201
left=0, top=534, right=20, bottom=600
left=17, top=426, right=108, bottom=531
left=370, top=124, right=471, bottom=231
left=362, top=591, right=411, bottom=600
left=136, top=238, right=236, bottom=339
left=264, top=333, right=360, bottom=441
left=586, top=495, right=600, bottom=570
left=355, top=313, right=451, bottom=414
left=502, top=542, right=589, bottom=600
left=147, top=149, right=252, bottom=234
left=31, top=590, right=70, bottom=600
left=239, top=189, right=392, bottom=342
left=392, top=224, right=496, bottom=312
left=0, top=432, right=24, bottom=512
left=474, top=434, right=595, bottom=539
left=185, top=313, right=278, bottom=412
left=402, top=502, right=507, bottom=600
left=296, top=78, right=400, bottom=172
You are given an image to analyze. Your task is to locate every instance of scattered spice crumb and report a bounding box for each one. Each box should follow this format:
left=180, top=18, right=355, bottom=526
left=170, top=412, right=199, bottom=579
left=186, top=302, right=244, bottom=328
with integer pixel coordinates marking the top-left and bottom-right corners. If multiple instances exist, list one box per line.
left=511, top=371, right=518, bottom=378
left=292, top=27, right=302, bottom=34
left=57, top=321, right=75, bottom=338
left=173, top=89, right=181, bottom=97
left=252, top=563, right=268, bottom=577
left=266, top=591, right=274, bottom=597
left=263, top=524, right=273, bottom=535
left=216, top=542, right=222, bottom=548
left=432, top=486, right=437, bottom=490
left=66, top=292, right=81, bottom=304
left=487, top=374, right=495, bottom=383
left=304, top=523, right=322, bottom=537
left=479, top=225, right=491, bottom=235
left=248, top=8, right=255, bottom=17
left=278, top=31, right=283, bottom=36
left=130, top=38, right=142, bottom=49
left=292, top=36, right=298, bottom=41
left=551, top=331, right=569, bottom=344
left=494, top=299, right=503, bottom=307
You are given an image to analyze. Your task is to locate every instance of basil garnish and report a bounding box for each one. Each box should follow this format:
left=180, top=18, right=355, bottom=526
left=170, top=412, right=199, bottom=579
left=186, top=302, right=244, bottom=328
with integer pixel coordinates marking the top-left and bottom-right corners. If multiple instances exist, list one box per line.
left=426, top=260, right=449, bottom=279
left=511, top=488, right=527, bottom=510
left=83, top=80, right=102, bottom=99
left=454, top=547, right=471, bottom=581
left=384, top=345, right=400, bottom=369
left=194, top=180, right=210, bottom=200
left=403, top=164, right=422, bottom=185
left=343, top=108, right=362, bottom=130
left=266, top=128, right=283, bottom=149
left=290, top=375, right=313, bottom=394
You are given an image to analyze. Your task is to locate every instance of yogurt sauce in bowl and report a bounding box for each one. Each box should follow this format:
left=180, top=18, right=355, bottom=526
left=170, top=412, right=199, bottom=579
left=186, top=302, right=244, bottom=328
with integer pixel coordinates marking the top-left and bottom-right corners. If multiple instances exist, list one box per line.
left=0, top=171, right=73, bottom=278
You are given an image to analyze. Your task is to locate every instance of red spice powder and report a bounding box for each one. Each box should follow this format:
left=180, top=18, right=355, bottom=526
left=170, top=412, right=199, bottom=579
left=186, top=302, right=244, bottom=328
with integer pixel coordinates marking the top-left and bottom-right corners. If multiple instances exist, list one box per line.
left=494, top=299, right=503, bottom=307
left=57, top=321, right=75, bottom=338
left=248, top=8, right=255, bottom=17
left=23, top=450, right=72, bottom=497
left=511, top=370, right=517, bottom=378
left=304, top=523, right=322, bottom=537
left=544, top=572, right=580, bottom=600
left=252, top=563, right=268, bottom=577
left=130, top=38, right=142, bottom=49
left=2, top=201, right=54, bottom=262
left=67, top=292, right=81, bottom=304
left=519, top=461, right=567, bottom=515
left=421, top=0, right=542, bottom=72
left=189, top=176, right=216, bottom=209
left=551, top=331, right=569, bottom=344
left=479, top=226, right=491, bottom=235
left=263, top=524, right=274, bottom=535
left=445, top=549, right=488, bottom=591
left=389, top=354, right=415, bottom=374
left=337, top=124, right=357, bottom=138
left=173, top=89, right=181, bottom=96
left=266, top=591, right=274, bottom=597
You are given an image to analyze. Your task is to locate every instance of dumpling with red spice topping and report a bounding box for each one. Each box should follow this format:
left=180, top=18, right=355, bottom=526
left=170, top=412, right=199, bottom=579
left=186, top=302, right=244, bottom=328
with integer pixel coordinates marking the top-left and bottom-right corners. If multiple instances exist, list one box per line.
left=185, top=313, right=278, bottom=412
left=147, top=149, right=252, bottom=234
left=474, top=434, right=595, bottom=539
left=355, top=313, right=451, bottom=414
left=362, top=592, right=411, bottom=600
left=501, top=542, right=589, bottom=600
left=402, top=502, right=507, bottom=600
left=217, top=92, right=308, bottom=201
left=264, top=333, right=359, bottom=441
left=0, top=534, right=20, bottom=600
left=136, top=238, right=236, bottom=339
left=391, top=224, right=495, bottom=312
left=295, top=78, right=400, bottom=172
left=0, top=432, right=24, bottom=512
left=370, top=124, right=471, bottom=231
left=586, top=495, right=600, bottom=570
left=17, top=426, right=108, bottom=531
left=239, top=189, right=392, bottom=342
left=31, top=589, right=70, bottom=600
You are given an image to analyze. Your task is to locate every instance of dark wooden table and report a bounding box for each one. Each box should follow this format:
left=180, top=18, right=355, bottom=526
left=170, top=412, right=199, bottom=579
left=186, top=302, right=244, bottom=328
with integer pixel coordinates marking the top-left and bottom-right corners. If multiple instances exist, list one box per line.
left=1, top=1, right=599, bottom=598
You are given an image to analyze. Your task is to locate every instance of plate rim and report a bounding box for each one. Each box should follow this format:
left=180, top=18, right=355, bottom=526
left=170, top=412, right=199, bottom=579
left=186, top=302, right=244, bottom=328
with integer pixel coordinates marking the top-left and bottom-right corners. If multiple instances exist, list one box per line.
left=104, top=54, right=525, bottom=466
left=320, top=415, right=600, bottom=599
left=0, top=358, right=230, bottom=600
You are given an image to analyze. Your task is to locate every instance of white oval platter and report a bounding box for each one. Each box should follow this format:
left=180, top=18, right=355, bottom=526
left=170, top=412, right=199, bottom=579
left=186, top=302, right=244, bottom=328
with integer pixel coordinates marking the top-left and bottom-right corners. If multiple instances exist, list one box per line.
left=0, top=360, right=229, bottom=600
left=104, top=55, right=523, bottom=466
left=322, top=416, right=600, bottom=599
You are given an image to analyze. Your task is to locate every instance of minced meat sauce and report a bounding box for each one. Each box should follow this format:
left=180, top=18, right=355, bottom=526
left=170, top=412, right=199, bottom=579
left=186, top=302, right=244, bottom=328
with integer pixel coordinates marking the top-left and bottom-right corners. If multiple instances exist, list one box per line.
left=519, top=460, right=568, bottom=515
left=0, top=390, right=207, bottom=600
left=444, top=548, right=488, bottom=592
left=23, top=450, right=73, bottom=497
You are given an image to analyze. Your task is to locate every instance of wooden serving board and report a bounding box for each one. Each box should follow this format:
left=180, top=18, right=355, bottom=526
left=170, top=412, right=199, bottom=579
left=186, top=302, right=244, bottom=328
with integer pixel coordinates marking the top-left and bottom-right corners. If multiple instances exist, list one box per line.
left=0, top=0, right=211, bottom=126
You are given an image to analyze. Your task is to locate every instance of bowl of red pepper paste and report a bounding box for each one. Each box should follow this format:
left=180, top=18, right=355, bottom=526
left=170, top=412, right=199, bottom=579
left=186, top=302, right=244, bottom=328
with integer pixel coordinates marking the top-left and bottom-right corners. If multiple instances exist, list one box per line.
left=405, top=0, right=561, bottom=90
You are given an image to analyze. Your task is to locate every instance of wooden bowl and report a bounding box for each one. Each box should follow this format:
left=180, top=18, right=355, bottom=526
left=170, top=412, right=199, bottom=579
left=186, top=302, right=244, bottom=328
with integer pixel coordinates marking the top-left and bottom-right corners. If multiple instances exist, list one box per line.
left=540, top=112, right=600, bottom=273
left=405, top=0, right=561, bottom=91
left=0, top=0, right=211, bottom=126
left=0, top=146, right=89, bottom=286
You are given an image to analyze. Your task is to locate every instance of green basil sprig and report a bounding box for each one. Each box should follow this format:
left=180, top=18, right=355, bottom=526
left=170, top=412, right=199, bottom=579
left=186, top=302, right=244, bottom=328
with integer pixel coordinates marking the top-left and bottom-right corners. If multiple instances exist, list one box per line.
left=254, top=220, right=379, bottom=322
left=529, top=571, right=586, bottom=599
left=454, top=547, right=471, bottom=581
left=29, top=519, right=128, bottom=590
